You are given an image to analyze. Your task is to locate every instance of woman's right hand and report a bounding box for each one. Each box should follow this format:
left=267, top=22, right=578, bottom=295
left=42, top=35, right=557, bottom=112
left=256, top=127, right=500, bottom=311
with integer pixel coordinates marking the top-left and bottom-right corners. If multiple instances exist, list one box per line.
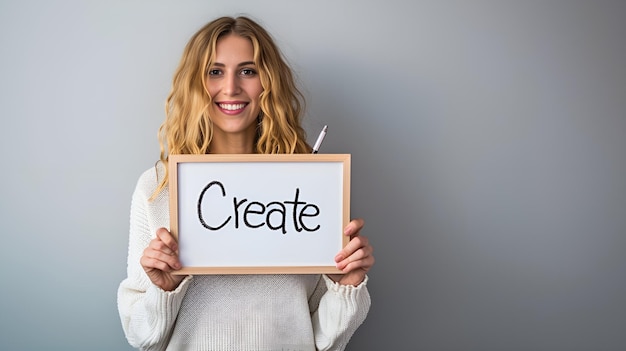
left=140, top=227, right=185, bottom=291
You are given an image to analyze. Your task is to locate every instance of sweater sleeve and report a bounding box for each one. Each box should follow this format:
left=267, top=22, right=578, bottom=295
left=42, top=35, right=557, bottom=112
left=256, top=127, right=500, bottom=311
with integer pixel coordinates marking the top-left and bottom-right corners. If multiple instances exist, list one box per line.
left=310, top=275, right=371, bottom=351
left=117, top=168, right=191, bottom=350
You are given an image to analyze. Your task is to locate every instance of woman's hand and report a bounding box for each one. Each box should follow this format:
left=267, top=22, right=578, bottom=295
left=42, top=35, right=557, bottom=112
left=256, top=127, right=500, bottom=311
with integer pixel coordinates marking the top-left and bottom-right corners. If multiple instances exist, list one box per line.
left=140, top=227, right=185, bottom=291
left=328, top=218, right=375, bottom=286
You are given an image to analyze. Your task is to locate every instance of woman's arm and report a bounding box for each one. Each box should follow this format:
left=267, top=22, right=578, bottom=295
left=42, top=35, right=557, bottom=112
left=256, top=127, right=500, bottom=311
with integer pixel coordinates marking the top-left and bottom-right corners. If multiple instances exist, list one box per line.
left=117, top=170, right=191, bottom=350
left=310, top=218, right=375, bottom=350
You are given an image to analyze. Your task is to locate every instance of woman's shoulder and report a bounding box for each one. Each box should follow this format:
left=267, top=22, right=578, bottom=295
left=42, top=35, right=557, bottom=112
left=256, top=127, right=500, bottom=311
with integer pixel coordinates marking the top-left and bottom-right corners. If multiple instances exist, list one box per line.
left=134, top=161, right=167, bottom=197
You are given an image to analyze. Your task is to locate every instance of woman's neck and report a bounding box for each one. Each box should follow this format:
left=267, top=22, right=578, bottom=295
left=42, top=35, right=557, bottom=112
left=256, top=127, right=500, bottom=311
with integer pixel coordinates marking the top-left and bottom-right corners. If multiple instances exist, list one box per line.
left=209, top=129, right=256, bottom=154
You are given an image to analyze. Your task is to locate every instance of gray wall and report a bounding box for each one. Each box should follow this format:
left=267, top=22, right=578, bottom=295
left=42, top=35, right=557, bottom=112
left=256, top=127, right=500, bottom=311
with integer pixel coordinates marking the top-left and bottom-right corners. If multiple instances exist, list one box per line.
left=1, top=1, right=624, bottom=350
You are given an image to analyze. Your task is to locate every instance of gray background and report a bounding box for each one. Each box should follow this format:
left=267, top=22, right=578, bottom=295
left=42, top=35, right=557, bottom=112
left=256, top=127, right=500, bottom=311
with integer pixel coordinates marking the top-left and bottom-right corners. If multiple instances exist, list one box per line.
left=1, top=0, right=624, bottom=350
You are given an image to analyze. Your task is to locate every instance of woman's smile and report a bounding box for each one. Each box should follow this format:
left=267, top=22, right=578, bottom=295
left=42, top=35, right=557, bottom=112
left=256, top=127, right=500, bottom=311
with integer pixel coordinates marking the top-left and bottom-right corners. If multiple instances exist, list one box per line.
left=216, top=101, right=249, bottom=115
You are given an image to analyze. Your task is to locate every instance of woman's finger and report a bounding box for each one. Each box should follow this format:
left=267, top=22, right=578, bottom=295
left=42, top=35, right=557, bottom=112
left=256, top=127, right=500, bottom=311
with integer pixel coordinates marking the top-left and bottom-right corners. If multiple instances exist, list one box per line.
left=336, top=245, right=374, bottom=270
left=141, top=255, right=177, bottom=272
left=335, top=236, right=369, bottom=261
left=143, top=246, right=181, bottom=270
left=156, top=227, right=179, bottom=253
left=340, top=254, right=375, bottom=273
left=344, top=218, right=365, bottom=238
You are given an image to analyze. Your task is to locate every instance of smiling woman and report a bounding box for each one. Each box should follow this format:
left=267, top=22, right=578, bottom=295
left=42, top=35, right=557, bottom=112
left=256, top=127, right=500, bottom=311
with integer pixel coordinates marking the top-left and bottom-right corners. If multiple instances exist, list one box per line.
left=116, top=16, right=375, bottom=351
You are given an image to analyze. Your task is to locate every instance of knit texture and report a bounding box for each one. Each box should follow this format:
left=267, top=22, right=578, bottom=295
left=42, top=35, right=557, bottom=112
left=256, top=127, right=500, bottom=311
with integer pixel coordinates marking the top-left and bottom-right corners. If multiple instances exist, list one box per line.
left=117, top=164, right=371, bottom=351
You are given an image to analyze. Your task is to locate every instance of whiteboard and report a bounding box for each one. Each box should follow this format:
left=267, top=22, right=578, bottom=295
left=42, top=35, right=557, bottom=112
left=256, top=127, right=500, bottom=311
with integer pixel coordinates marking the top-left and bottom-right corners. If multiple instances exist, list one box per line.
left=169, top=154, right=350, bottom=274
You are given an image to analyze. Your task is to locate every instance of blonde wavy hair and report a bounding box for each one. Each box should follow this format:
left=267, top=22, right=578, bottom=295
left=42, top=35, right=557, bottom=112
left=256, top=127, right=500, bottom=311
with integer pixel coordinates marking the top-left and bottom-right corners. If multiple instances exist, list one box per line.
left=152, top=16, right=311, bottom=198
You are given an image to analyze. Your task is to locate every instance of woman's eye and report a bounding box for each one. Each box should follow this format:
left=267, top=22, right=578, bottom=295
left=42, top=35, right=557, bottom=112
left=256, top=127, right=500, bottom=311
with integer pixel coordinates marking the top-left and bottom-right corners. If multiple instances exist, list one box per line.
left=241, top=68, right=257, bottom=76
left=207, top=69, right=221, bottom=76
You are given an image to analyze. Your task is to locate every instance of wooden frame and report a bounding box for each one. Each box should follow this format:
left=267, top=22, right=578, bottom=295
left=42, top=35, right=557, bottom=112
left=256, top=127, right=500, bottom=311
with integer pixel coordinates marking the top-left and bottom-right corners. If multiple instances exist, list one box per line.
left=169, top=154, right=350, bottom=275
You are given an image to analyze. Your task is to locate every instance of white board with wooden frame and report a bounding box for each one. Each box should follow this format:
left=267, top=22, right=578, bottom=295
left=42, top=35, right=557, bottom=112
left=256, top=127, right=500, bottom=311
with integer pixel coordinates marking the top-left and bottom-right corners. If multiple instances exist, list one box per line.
left=169, top=154, right=351, bottom=275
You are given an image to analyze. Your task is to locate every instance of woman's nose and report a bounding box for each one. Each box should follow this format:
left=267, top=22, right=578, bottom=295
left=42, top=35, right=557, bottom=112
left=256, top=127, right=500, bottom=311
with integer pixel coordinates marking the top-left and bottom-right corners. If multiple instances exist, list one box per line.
left=222, top=73, right=241, bottom=96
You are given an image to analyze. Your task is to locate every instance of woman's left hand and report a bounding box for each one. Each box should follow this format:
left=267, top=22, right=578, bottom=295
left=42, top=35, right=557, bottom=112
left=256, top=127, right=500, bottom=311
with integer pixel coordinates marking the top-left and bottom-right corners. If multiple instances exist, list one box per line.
left=328, top=218, right=375, bottom=286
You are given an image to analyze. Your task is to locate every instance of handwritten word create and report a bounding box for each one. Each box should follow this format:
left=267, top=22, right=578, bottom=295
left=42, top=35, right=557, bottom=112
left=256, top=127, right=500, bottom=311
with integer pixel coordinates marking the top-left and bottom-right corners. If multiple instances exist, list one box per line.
left=197, top=180, right=321, bottom=234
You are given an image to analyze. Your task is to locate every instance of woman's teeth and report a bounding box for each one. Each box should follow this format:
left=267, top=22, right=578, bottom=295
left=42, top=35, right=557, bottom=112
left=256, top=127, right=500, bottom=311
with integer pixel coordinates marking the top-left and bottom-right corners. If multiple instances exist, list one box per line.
left=219, top=103, right=246, bottom=110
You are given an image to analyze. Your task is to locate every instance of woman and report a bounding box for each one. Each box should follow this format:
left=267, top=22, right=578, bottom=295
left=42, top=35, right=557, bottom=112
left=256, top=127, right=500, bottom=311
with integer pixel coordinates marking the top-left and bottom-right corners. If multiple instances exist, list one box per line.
left=117, top=16, right=374, bottom=350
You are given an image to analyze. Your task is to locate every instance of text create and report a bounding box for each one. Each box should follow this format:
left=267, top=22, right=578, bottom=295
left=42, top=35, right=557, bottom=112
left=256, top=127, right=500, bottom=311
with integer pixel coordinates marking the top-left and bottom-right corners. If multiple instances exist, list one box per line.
left=197, top=180, right=321, bottom=234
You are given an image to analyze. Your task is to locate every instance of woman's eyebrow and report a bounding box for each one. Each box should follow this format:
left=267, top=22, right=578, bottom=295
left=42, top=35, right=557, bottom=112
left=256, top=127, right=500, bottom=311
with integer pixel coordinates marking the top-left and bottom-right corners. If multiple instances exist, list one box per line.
left=212, top=61, right=256, bottom=67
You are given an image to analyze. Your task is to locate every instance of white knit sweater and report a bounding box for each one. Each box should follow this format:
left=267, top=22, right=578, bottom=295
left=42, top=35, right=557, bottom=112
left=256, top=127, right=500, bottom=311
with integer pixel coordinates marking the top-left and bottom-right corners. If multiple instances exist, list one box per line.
left=117, top=165, right=371, bottom=351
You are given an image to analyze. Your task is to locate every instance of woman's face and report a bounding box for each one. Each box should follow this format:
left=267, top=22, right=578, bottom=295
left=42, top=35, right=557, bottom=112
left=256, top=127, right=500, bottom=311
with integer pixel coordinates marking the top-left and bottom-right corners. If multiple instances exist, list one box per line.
left=206, top=34, right=263, bottom=140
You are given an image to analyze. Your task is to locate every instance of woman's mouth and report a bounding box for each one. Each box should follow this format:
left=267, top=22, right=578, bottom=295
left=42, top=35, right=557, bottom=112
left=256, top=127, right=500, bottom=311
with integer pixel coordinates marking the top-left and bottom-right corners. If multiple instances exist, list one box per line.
left=217, top=102, right=248, bottom=114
